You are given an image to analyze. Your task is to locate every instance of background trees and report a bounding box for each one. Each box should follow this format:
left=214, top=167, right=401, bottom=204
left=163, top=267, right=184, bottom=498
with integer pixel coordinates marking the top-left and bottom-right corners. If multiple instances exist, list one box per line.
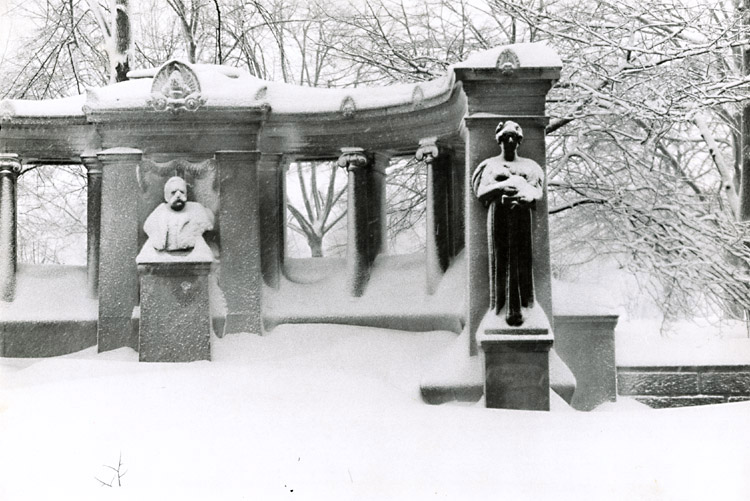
left=2, top=0, right=748, bottom=320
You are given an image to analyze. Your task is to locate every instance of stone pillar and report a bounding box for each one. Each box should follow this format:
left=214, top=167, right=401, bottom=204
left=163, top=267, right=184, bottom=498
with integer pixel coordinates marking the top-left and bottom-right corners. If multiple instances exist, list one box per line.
left=137, top=240, right=213, bottom=362
left=454, top=45, right=561, bottom=411
left=0, top=154, right=21, bottom=302
left=258, top=153, right=286, bottom=289
left=337, top=148, right=387, bottom=297
left=216, top=150, right=263, bottom=335
left=97, top=148, right=142, bottom=351
left=81, top=154, right=102, bottom=298
left=455, top=51, right=559, bottom=356
left=417, top=138, right=453, bottom=294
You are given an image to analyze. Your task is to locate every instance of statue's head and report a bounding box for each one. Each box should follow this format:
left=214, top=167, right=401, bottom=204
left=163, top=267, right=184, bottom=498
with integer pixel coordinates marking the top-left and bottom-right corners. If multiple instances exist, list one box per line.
left=164, top=176, right=188, bottom=212
left=495, top=121, right=523, bottom=152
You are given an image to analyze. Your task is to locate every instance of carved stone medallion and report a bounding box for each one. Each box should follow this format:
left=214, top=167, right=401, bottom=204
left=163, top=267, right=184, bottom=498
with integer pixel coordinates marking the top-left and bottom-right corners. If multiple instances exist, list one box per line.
left=146, top=60, right=206, bottom=114
left=496, top=48, right=520, bottom=75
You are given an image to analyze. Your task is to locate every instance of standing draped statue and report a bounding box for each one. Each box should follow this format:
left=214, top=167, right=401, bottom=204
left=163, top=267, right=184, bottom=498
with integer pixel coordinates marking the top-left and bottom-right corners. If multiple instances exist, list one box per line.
left=471, top=121, right=544, bottom=326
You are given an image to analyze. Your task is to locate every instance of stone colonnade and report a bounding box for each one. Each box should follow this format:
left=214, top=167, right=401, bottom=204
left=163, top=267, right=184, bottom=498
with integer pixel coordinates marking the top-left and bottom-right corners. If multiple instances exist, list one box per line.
left=0, top=144, right=463, bottom=344
left=0, top=47, right=558, bottom=370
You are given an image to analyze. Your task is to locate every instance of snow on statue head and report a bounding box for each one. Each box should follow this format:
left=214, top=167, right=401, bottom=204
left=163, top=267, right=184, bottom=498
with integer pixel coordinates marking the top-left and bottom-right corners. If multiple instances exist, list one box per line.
left=144, top=176, right=214, bottom=252
left=164, top=176, right=188, bottom=212
left=495, top=120, right=523, bottom=154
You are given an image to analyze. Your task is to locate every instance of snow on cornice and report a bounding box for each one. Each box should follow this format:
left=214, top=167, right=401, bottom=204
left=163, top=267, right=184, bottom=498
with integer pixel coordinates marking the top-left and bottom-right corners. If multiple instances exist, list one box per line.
left=0, top=94, right=86, bottom=121
left=0, top=43, right=561, bottom=121
left=88, top=60, right=455, bottom=115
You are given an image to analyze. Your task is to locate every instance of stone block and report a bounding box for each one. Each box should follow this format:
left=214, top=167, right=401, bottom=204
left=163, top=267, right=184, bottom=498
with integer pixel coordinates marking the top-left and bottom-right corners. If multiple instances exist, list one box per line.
left=635, top=396, right=725, bottom=409
left=699, top=371, right=750, bottom=395
left=137, top=240, right=213, bottom=362
left=618, top=370, right=698, bottom=396
left=420, top=385, right=484, bottom=405
left=1, top=319, right=97, bottom=358
left=554, top=314, right=618, bottom=411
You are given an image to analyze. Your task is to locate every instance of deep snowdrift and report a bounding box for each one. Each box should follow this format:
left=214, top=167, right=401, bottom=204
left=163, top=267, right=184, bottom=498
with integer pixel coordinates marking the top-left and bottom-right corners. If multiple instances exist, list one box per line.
left=1, top=324, right=748, bottom=500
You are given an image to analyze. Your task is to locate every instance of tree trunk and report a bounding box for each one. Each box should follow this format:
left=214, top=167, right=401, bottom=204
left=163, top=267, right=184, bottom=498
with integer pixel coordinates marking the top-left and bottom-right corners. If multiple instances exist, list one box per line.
left=113, top=0, right=131, bottom=82
left=308, top=236, right=323, bottom=258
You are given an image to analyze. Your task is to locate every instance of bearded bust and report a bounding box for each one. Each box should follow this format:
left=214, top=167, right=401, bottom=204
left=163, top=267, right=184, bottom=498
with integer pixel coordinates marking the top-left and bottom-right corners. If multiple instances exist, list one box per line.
left=143, top=176, right=214, bottom=252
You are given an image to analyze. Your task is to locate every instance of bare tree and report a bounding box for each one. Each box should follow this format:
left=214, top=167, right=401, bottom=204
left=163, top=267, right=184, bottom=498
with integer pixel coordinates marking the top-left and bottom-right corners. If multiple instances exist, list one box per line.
left=286, top=161, right=347, bottom=257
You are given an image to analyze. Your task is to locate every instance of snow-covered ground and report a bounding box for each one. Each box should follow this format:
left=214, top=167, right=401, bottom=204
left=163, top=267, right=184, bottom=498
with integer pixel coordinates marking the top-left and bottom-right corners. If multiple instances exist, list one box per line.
left=1, top=324, right=749, bottom=500
left=617, top=317, right=750, bottom=366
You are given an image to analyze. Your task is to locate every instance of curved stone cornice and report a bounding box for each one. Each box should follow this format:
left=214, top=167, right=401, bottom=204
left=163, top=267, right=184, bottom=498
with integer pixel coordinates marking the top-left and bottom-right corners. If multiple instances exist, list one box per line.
left=0, top=43, right=561, bottom=159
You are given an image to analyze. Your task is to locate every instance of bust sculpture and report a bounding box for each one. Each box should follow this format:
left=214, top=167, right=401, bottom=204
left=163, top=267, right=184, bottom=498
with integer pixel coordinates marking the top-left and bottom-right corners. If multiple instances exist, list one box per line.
left=143, top=176, right=214, bottom=252
left=471, top=121, right=544, bottom=326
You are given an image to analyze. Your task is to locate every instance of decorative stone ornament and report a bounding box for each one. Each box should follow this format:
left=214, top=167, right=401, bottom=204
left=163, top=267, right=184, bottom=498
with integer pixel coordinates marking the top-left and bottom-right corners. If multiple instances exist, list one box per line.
left=411, top=85, right=425, bottom=109
left=146, top=60, right=206, bottom=114
left=137, top=158, right=216, bottom=193
left=340, top=96, right=357, bottom=118
left=415, top=137, right=440, bottom=165
left=496, top=48, right=520, bottom=75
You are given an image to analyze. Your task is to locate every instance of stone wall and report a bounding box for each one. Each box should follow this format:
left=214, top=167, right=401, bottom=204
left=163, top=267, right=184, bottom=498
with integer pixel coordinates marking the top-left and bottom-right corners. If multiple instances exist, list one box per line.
left=618, top=365, right=750, bottom=408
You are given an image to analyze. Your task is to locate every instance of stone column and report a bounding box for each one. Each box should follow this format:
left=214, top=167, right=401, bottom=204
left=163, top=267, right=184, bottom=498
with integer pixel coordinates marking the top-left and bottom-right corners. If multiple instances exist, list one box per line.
left=449, top=147, right=465, bottom=257
left=97, top=148, right=142, bottom=351
left=417, top=138, right=453, bottom=294
left=81, top=154, right=102, bottom=298
left=337, top=148, right=387, bottom=297
left=0, top=154, right=21, bottom=302
left=216, top=150, right=263, bottom=335
left=258, top=153, right=286, bottom=289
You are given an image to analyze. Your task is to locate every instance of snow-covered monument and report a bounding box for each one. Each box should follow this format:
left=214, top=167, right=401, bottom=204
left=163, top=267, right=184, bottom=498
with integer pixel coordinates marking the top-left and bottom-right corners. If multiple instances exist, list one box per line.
left=0, top=43, right=617, bottom=410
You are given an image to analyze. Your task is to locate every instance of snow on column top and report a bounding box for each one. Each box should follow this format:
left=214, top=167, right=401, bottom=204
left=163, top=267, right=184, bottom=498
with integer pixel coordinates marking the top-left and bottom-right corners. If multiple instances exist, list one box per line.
left=452, top=42, right=563, bottom=70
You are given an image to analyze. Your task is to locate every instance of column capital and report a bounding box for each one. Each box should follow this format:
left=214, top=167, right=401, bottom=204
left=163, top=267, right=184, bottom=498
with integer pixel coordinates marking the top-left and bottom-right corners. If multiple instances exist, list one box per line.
left=337, top=147, right=371, bottom=172
left=96, top=147, right=143, bottom=164
left=416, top=137, right=453, bottom=166
left=0, top=154, right=22, bottom=175
left=80, top=153, right=103, bottom=175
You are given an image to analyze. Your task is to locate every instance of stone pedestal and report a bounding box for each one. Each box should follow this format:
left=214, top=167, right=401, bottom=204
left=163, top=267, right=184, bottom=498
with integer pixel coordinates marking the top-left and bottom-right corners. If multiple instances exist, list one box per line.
left=554, top=314, right=618, bottom=410
left=477, top=306, right=553, bottom=410
left=136, top=239, right=213, bottom=362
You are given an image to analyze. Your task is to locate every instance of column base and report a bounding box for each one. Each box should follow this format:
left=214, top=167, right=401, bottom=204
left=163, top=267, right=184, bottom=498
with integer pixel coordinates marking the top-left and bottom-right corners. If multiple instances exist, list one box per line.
left=223, top=312, right=262, bottom=335
left=98, top=316, right=138, bottom=352
left=477, top=306, right=554, bottom=411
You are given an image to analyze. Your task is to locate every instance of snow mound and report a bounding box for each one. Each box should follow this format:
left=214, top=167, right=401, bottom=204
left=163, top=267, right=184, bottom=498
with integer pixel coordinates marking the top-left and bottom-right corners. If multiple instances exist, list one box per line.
left=2, top=324, right=749, bottom=500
